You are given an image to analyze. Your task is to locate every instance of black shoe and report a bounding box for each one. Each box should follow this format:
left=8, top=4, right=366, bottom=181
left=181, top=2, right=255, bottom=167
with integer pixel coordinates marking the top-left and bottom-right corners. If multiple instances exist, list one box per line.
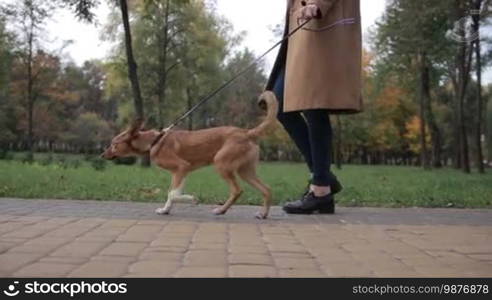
left=301, top=179, right=343, bottom=197
left=283, top=192, right=335, bottom=215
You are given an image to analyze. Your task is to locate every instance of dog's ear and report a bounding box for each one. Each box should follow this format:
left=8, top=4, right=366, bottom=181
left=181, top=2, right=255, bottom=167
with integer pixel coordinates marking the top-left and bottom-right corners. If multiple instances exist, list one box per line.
left=128, top=118, right=145, bottom=137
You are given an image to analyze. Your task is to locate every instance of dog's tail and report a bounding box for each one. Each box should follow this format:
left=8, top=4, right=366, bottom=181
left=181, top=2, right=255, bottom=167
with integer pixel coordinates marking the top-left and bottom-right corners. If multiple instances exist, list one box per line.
left=247, top=91, right=279, bottom=139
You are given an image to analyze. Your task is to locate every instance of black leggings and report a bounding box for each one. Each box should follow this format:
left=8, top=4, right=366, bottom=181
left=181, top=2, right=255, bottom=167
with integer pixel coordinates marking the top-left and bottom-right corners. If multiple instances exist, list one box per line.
left=273, top=68, right=335, bottom=186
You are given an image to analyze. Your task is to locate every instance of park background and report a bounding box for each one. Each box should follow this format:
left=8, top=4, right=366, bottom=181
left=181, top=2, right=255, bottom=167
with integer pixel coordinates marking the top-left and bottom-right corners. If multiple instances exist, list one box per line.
left=0, top=0, right=491, bottom=208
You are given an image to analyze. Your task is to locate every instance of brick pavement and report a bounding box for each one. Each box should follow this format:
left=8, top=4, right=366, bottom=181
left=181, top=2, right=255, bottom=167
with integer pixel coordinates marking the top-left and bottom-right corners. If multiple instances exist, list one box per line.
left=0, top=198, right=491, bottom=278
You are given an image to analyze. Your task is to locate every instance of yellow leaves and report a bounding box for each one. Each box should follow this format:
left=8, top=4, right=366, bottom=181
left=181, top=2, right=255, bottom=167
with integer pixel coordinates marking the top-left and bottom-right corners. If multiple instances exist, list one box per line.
left=369, top=119, right=400, bottom=150
left=404, top=115, right=431, bottom=153
left=377, top=85, right=404, bottom=109
left=362, top=48, right=374, bottom=79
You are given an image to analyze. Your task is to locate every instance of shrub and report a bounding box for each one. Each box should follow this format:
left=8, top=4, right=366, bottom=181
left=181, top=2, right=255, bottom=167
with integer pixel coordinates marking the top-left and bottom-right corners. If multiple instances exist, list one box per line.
left=57, top=156, right=70, bottom=169
left=40, top=154, right=54, bottom=166
left=91, top=157, right=107, bottom=171
left=0, top=149, right=7, bottom=159
left=70, top=159, right=81, bottom=169
left=21, top=152, right=34, bottom=164
left=113, top=157, right=137, bottom=165
left=0, top=149, right=13, bottom=160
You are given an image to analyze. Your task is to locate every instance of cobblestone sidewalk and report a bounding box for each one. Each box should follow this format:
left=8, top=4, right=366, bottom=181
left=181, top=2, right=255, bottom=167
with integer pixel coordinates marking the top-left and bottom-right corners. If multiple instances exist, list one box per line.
left=0, top=198, right=491, bottom=277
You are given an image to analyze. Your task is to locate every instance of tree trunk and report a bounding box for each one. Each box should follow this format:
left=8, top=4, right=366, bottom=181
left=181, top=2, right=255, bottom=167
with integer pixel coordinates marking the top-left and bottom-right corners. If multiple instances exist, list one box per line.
left=472, top=0, right=485, bottom=173
left=449, top=1, right=474, bottom=174
left=421, top=56, right=442, bottom=168
left=186, top=86, right=193, bottom=131
left=26, top=6, right=35, bottom=162
left=119, top=0, right=144, bottom=120
left=457, top=37, right=473, bottom=174
left=418, top=53, right=430, bottom=170
left=118, top=0, right=148, bottom=166
left=157, top=0, right=170, bottom=128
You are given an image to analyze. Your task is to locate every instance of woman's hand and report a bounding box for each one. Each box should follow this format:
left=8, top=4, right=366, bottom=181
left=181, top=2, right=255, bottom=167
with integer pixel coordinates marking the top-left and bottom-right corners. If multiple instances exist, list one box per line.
left=299, top=3, right=321, bottom=22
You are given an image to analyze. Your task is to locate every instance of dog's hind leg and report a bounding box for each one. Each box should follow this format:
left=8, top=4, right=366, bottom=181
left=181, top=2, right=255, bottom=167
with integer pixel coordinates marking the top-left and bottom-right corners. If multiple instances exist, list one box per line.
left=238, top=158, right=272, bottom=219
left=212, top=168, right=243, bottom=215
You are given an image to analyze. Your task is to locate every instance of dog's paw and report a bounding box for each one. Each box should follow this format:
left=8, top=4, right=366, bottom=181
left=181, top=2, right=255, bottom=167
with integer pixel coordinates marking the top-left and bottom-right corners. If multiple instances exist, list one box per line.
left=155, top=207, right=170, bottom=215
left=212, top=207, right=226, bottom=215
left=255, top=211, right=268, bottom=220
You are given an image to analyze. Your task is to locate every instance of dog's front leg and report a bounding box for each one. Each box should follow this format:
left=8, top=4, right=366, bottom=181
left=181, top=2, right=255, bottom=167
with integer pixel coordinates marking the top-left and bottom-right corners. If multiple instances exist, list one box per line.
left=156, top=173, right=186, bottom=215
left=155, top=188, right=181, bottom=215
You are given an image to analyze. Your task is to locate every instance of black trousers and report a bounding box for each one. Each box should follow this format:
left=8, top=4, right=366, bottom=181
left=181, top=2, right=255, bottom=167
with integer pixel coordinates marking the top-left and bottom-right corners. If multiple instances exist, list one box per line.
left=272, top=68, right=336, bottom=186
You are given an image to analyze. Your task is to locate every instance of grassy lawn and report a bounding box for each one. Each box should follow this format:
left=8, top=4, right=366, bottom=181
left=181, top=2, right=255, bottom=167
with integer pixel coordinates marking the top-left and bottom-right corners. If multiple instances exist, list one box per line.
left=0, top=156, right=491, bottom=208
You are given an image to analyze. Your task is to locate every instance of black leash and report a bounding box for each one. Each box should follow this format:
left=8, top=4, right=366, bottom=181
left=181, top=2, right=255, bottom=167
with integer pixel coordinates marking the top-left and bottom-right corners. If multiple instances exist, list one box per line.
left=166, top=18, right=312, bottom=131
left=149, top=19, right=312, bottom=149
left=150, top=20, right=311, bottom=149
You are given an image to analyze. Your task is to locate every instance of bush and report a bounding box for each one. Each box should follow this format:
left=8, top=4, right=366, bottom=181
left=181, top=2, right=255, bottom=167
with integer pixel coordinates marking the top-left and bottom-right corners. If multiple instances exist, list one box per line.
left=0, top=149, right=7, bottom=159
left=91, top=157, right=107, bottom=171
left=70, top=159, right=81, bottom=169
left=57, top=156, right=70, bottom=169
left=113, top=157, right=137, bottom=165
left=0, top=149, right=13, bottom=160
left=21, top=152, right=34, bottom=164
left=40, top=154, right=54, bottom=166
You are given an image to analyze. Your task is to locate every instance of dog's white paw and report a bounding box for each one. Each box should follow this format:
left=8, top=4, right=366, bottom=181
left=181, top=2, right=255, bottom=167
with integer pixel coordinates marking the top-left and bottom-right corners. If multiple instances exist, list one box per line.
left=212, top=207, right=226, bottom=215
left=155, top=207, right=170, bottom=215
left=255, top=211, right=268, bottom=220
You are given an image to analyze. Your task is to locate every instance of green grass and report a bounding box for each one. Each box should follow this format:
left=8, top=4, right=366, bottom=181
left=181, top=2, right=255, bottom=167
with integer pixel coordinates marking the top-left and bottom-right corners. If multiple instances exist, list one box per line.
left=0, top=157, right=491, bottom=208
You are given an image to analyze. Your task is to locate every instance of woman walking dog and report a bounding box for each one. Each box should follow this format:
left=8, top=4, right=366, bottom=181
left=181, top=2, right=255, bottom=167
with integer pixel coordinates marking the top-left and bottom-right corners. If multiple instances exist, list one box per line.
left=266, top=0, right=363, bottom=214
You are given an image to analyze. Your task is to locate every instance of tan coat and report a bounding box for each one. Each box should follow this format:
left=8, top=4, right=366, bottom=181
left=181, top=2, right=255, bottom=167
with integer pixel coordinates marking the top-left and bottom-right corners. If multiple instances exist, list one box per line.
left=266, top=0, right=363, bottom=114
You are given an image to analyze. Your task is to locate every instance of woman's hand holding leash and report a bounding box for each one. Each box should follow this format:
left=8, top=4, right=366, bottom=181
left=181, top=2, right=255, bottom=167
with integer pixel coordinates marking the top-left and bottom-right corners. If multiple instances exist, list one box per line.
left=299, top=3, right=321, bottom=22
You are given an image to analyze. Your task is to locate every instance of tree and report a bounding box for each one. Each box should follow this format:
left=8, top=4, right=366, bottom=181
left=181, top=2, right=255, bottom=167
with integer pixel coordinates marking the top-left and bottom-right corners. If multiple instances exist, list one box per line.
left=67, top=112, right=112, bottom=153
left=0, top=15, right=16, bottom=147
left=4, top=0, right=57, bottom=159
left=471, top=0, right=487, bottom=173
left=118, top=0, right=145, bottom=121
left=374, top=0, right=452, bottom=169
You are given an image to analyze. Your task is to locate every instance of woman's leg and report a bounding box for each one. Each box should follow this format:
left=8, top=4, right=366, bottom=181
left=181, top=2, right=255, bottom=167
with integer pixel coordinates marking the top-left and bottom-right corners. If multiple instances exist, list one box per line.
left=273, top=69, right=313, bottom=171
left=303, top=109, right=337, bottom=195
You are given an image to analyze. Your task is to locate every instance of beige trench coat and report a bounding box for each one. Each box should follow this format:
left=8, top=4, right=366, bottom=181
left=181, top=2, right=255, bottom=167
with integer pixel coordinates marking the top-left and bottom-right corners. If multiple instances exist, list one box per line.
left=266, top=0, right=363, bottom=114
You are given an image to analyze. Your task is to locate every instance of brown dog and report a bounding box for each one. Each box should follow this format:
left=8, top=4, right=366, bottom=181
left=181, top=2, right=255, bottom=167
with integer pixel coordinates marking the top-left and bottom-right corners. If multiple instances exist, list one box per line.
left=101, top=91, right=278, bottom=219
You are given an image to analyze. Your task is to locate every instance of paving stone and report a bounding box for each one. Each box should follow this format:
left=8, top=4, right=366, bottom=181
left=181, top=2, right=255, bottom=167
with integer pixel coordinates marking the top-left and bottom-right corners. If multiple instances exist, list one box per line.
left=50, top=241, right=109, bottom=258
left=90, top=256, right=136, bottom=263
left=150, top=238, right=190, bottom=248
left=99, top=242, right=147, bottom=257
left=128, top=260, right=179, bottom=276
left=68, top=261, right=129, bottom=277
left=139, top=251, right=183, bottom=261
left=322, top=262, right=375, bottom=277
left=278, top=268, right=327, bottom=278
left=189, top=242, right=227, bottom=251
left=468, top=254, right=492, bottom=261
left=228, top=245, right=269, bottom=254
left=229, top=253, right=272, bottom=266
left=183, top=250, right=227, bottom=267
left=0, top=252, right=45, bottom=274
left=0, top=242, right=17, bottom=253
left=40, top=256, right=88, bottom=265
left=13, top=262, right=77, bottom=277
left=229, top=265, right=277, bottom=277
left=2, top=225, right=57, bottom=239
left=1, top=198, right=491, bottom=278
left=174, top=267, right=227, bottom=278
left=274, top=257, right=319, bottom=269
